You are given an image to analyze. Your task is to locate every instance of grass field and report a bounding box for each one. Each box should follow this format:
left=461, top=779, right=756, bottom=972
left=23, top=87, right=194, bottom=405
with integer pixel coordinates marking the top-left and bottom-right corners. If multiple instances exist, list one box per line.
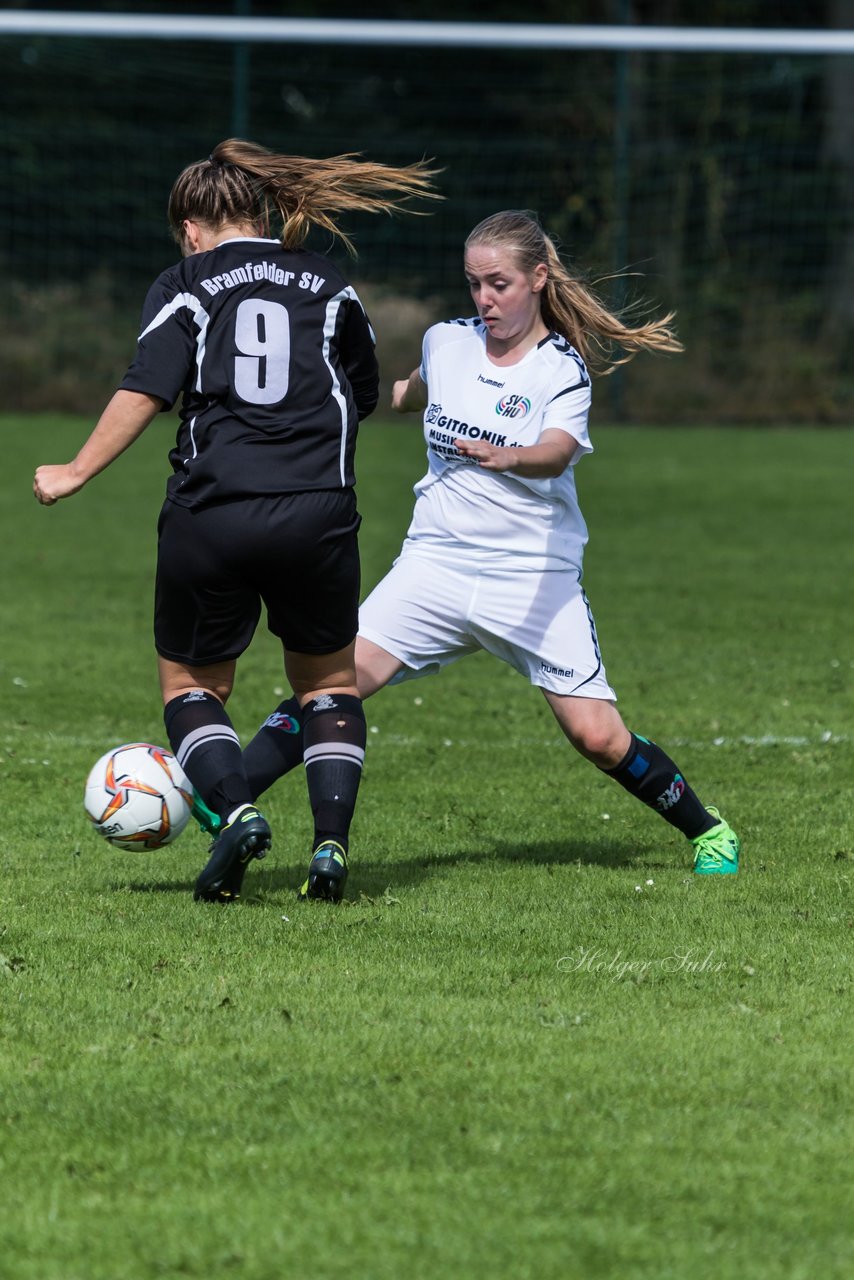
left=2, top=414, right=853, bottom=1280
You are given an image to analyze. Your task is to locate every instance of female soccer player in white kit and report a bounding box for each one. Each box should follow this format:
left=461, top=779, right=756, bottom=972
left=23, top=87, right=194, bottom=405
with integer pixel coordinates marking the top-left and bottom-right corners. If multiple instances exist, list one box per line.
left=244, top=210, right=740, bottom=899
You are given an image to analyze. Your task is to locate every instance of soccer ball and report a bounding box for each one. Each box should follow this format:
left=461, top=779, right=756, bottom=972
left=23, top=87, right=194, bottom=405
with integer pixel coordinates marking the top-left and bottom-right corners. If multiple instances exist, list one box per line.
left=84, top=743, right=193, bottom=851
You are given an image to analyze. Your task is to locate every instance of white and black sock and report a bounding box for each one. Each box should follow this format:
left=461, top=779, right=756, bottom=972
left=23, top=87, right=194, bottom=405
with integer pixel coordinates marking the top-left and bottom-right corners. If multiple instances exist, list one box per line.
left=302, top=693, right=366, bottom=852
left=164, top=691, right=251, bottom=821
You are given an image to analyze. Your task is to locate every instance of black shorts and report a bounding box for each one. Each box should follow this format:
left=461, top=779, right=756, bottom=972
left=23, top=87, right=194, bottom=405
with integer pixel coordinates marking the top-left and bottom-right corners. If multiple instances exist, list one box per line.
left=154, top=491, right=361, bottom=665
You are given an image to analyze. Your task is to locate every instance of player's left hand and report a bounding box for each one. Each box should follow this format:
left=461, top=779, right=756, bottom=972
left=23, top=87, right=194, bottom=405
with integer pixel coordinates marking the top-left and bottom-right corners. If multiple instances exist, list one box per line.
left=453, top=437, right=516, bottom=472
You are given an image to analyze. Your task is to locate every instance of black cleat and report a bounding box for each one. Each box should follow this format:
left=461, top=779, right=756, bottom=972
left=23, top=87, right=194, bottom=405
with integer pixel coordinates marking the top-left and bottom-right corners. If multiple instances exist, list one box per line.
left=195, top=858, right=248, bottom=904
left=194, top=804, right=271, bottom=903
left=297, top=840, right=348, bottom=903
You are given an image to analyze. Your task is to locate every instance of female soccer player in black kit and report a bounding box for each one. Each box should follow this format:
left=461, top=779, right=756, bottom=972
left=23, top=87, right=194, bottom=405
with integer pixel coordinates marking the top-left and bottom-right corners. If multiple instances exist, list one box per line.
left=34, top=138, right=437, bottom=904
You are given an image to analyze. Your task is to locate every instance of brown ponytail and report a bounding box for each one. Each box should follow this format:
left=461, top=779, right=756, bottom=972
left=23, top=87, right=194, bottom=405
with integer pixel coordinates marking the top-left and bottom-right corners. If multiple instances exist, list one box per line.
left=168, top=138, right=440, bottom=254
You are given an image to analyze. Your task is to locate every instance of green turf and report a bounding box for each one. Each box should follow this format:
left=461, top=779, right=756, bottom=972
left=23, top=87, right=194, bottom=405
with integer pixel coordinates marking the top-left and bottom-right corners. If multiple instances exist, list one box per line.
left=2, top=415, right=853, bottom=1279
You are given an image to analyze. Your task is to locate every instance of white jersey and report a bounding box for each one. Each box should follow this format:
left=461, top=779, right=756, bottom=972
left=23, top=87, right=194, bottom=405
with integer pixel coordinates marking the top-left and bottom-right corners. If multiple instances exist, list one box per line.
left=360, top=320, right=614, bottom=697
left=403, top=318, right=593, bottom=572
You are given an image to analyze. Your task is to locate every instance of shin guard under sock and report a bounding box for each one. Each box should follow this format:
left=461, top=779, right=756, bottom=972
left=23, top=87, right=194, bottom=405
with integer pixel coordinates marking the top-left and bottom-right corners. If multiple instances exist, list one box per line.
left=604, top=733, right=715, bottom=839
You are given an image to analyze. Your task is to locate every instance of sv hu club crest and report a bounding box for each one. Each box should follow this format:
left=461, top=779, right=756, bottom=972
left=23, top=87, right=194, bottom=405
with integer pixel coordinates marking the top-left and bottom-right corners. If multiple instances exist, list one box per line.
left=496, top=394, right=531, bottom=418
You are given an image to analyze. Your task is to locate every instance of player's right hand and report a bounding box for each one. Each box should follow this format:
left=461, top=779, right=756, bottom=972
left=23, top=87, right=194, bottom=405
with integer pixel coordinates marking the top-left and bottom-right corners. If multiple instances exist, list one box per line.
left=391, top=379, right=411, bottom=413
left=391, top=367, right=426, bottom=414
left=33, top=463, right=84, bottom=506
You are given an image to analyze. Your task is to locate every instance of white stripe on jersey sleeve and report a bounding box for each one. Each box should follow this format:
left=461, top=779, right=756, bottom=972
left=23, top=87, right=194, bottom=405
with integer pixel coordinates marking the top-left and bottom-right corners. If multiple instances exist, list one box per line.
left=138, top=291, right=211, bottom=393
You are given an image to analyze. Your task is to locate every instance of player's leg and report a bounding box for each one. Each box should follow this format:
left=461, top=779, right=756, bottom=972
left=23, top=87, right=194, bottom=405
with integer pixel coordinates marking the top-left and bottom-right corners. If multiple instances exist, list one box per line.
left=241, top=694, right=304, bottom=799
left=160, top=657, right=244, bottom=818
left=356, top=635, right=407, bottom=697
left=160, top=657, right=271, bottom=901
left=543, top=692, right=739, bottom=873
left=243, top=545, right=465, bottom=812
left=241, top=635, right=403, bottom=801
left=281, top=643, right=365, bottom=903
left=155, top=499, right=271, bottom=902
left=472, top=564, right=739, bottom=874
left=247, top=544, right=473, bottom=898
left=261, top=490, right=368, bottom=902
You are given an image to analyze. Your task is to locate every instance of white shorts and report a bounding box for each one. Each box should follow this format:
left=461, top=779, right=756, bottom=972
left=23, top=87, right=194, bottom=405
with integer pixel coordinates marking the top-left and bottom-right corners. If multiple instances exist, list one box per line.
left=359, top=549, right=617, bottom=699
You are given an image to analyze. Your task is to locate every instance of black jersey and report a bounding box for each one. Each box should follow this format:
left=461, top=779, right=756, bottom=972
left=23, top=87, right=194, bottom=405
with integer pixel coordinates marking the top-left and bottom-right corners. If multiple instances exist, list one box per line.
left=120, top=237, right=379, bottom=507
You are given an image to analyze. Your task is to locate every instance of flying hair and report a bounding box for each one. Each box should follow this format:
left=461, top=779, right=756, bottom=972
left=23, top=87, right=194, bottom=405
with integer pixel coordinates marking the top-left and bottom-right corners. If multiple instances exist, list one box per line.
left=465, top=210, right=683, bottom=375
left=168, top=138, right=441, bottom=255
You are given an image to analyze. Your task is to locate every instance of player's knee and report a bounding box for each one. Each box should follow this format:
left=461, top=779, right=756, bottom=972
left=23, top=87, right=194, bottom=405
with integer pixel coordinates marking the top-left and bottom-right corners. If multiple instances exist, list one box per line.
left=162, top=680, right=231, bottom=706
left=573, top=726, right=625, bottom=766
left=285, top=646, right=357, bottom=701
left=553, top=700, right=629, bottom=766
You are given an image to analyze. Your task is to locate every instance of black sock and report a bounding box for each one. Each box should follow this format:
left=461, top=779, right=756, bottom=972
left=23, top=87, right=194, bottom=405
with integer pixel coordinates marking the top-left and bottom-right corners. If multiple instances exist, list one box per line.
left=301, top=693, right=366, bottom=853
left=242, top=696, right=304, bottom=801
left=604, top=733, right=715, bottom=839
left=164, top=691, right=252, bottom=821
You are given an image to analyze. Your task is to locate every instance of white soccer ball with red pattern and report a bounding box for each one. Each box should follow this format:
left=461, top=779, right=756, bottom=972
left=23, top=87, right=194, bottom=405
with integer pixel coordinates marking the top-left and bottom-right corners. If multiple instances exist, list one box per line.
left=84, top=743, right=193, bottom=851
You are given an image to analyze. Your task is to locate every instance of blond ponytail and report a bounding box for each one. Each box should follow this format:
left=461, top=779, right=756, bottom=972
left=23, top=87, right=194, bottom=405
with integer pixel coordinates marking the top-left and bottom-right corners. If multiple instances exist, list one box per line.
left=466, top=210, right=682, bottom=375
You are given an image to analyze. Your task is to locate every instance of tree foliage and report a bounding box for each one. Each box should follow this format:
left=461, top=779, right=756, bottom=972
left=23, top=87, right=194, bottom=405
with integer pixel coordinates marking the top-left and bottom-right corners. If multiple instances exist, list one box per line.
left=2, top=2, right=852, bottom=419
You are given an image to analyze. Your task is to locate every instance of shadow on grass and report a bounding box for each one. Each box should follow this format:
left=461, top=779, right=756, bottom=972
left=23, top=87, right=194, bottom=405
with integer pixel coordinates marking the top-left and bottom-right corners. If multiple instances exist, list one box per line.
left=119, top=833, right=676, bottom=900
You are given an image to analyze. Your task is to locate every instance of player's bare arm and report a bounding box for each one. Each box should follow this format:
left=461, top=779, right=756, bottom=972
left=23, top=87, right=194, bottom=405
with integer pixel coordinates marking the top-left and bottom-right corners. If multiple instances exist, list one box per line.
left=454, top=427, right=577, bottom=479
left=34, top=389, right=164, bottom=505
left=391, top=367, right=427, bottom=414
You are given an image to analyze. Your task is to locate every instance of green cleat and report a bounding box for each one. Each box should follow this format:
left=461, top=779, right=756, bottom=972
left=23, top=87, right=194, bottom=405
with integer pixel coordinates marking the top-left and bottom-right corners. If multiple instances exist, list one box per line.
left=298, top=840, right=349, bottom=903
left=692, top=807, right=740, bottom=875
left=191, top=792, right=222, bottom=837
